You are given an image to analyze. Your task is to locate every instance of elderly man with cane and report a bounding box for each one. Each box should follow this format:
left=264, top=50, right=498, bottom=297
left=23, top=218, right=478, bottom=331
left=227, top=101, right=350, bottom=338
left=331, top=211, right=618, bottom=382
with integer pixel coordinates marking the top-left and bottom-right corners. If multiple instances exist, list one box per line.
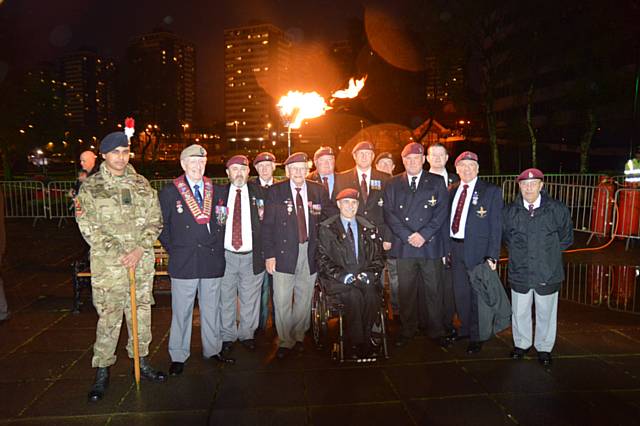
left=76, top=127, right=166, bottom=402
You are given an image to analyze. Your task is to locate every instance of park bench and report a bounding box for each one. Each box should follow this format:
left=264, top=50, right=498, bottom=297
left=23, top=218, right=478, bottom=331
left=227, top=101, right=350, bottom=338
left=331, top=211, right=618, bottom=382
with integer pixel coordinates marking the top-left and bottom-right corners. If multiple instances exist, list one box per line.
left=71, top=242, right=170, bottom=313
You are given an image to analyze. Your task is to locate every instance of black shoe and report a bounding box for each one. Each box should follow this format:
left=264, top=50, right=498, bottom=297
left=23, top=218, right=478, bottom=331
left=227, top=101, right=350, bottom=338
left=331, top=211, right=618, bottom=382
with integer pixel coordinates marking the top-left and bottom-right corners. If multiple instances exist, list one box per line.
left=88, top=367, right=110, bottom=402
left=138, top=357, right=167, bottom=382
left=395, top=336, right=411, bottom=347
left=276, top=347, right=290, bottom=359
left=510, top=347, right=529, bottom=360
left=466, top=342, right=483, bottom=354
left=537, top=351, right=552, bottom=366
left=438, top=336, right=454, bottom=348
left=222, top=341, right=234, bottom=353
left=293, top=341, right=305, bottom=353
left=169, top=361, right=184, bottom=376
left=211, top=353, right=236, bottom=364
left=240, top=339, right=256, bottom=351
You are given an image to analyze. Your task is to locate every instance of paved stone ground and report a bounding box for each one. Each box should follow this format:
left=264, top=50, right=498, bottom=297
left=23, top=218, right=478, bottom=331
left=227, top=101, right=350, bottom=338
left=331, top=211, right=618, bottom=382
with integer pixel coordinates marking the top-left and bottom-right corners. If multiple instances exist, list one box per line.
left=0, top=220, right=639, bottom=425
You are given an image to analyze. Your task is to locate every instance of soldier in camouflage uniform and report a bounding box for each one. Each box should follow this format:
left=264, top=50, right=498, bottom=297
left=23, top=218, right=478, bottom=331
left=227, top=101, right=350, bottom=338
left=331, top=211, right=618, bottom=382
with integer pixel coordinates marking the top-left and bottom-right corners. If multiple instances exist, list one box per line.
left=76, top=131, right=167, bottom=402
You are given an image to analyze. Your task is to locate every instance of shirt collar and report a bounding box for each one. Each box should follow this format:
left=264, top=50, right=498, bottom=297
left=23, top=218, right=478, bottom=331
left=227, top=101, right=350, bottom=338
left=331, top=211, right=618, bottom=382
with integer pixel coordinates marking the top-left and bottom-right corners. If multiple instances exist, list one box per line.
left=185, top=176, right=203, bottom=191
left=289, top=179, right=307, bottom=191
left=407, top=170, right=423, bottom=182
left=523, top=194, right=542, bottom=209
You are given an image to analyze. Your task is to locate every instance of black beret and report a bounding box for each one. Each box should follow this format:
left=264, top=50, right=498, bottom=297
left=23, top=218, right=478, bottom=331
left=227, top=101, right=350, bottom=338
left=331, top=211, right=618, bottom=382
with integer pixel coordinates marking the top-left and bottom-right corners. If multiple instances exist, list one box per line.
left=99, top=132, right=129, bottom=154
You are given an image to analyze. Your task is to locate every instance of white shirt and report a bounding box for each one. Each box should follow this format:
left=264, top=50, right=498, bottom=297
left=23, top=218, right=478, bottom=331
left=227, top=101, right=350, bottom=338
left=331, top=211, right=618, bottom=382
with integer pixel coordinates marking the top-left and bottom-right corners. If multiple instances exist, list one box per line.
left=185, top=176, right=209, bottom=233
left=523, top=194, right=541, bottom=210
left=290, top=180, right=309, bottom=233
left=259, top=177, right=273, bottom=187
left=224, top=184, right=253, bottom=252
left=429, top=168, right=448, bottom=187
left=407, top=171, right=423, bottom=190
left=450, top=177, right=478, bottom=238
left=356, top=167, right=371, bottom=191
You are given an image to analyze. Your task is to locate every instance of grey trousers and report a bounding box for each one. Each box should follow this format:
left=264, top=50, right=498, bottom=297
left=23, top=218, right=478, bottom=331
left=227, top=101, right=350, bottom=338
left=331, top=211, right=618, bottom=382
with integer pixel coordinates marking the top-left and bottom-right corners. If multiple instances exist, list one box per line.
left=272, top=243, right=317, bottom=349
left=386, top=258, right=399, bottom=314
left=169, top=277, right=222, bottom=362
left=511, top=289, right=558, bottom=352
left=220, top=251, right=265, bottom=342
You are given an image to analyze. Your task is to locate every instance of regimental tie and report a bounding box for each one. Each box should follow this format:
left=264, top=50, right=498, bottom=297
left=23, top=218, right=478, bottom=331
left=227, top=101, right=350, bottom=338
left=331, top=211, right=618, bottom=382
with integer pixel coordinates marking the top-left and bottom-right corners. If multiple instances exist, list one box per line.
left=347, top=222, right=357, bottom=262
left=410, top=176, right=417, bottom=193
left=451, top=184, right=469, bottom=234
left=295, top=187, right=308, bottom=243
left=231, top=189, right=242, bottom=250
left=360, top=173, right=368, bottom=201
left=322, top=176, right=329, bottom=192
left=194, top=184, right=203, bottom=209
left=528, top=203, right=535, bottom=217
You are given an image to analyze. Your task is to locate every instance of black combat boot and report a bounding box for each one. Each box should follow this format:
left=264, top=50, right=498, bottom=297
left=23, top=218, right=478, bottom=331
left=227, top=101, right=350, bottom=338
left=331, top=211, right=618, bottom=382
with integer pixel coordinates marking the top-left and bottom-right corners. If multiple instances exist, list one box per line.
left=88, top=367, right=109, bottom=402
left=137, top=357, right=167, bottom=382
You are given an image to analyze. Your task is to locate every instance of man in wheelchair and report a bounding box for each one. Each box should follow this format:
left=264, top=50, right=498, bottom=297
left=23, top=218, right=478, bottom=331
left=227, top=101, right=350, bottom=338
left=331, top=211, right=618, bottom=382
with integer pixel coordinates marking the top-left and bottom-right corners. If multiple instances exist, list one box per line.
left=317, top=188, right=385, bottom=359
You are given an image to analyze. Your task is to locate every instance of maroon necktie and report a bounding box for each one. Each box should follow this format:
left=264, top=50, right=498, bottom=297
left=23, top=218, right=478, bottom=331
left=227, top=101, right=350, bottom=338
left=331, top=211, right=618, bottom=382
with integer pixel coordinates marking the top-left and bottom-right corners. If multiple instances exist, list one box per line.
left=231, top=188, right=242, bottom=250
left=451, top=184, right=469, bottom=234
left=528, top=203, right=535, bottom=217
left=360, top=173, right=368, bottom=201
left=295, top=187, right=308, bottom=243
left=322, top=176, right=329, bottom=192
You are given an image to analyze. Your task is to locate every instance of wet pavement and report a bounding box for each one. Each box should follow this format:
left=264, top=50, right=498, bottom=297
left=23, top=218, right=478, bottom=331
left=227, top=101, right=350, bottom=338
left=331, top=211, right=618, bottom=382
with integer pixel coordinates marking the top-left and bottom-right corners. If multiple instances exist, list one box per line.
left=0, top=220, right=639, bottom=425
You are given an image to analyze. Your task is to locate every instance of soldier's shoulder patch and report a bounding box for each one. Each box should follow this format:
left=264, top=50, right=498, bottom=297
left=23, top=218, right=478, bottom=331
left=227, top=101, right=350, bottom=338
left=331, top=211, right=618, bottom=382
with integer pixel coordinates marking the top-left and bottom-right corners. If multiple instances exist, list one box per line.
left=74, top=197, right=84, bottom=217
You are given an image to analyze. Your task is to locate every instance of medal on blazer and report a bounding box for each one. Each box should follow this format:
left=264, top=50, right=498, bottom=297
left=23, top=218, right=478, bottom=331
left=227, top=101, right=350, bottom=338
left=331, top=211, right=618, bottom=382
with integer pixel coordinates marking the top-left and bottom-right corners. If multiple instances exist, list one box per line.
left=427, top=195, right=437, bottom=206
left=176, top=200, right=184, bottom=214
left=215, top=198, right=228, bottom=225
left=370, top=179, right=382, bottom=191
left=174, top=175, right=213, bottom=224
left=252, top=197, right=265, bottom=221
left=476, top=206, right=487, bottom=218
left=285, top=199, right=293, bottom=215
left=472, top=191, right=479, bottom=206
left=308, top=201, right=322, bottom=216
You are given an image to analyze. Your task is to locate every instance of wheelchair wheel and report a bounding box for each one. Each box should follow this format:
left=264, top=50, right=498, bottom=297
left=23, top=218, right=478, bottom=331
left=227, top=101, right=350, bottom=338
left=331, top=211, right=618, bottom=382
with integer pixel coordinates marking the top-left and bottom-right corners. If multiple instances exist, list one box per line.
left=311, top=284, right=327, bottom=349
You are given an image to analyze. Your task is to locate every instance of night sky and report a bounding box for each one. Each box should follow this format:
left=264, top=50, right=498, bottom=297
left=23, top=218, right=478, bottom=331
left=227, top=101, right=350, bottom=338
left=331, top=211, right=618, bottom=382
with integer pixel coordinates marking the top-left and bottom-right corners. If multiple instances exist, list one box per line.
left=1, top=0, right=369, bottom=122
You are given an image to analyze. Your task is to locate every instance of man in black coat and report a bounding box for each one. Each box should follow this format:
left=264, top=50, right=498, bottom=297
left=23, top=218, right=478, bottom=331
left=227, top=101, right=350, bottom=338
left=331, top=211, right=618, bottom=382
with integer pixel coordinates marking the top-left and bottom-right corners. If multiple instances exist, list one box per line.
left=158, top=145, right=233, bottom=375
left=335, top=141, right=392, bottom=250
left=262, top=152, right=336, bottom=359
left=317, top=188, right=385, bottom=358
left=503, top=168, right=573, bottom=366
left=383, top=142, right=450, bottom=346
left=307, top=146, right=336, bottom=198
left=448, top=151, right=503, bottom=354
left=218, top=155, right=267, bottom=353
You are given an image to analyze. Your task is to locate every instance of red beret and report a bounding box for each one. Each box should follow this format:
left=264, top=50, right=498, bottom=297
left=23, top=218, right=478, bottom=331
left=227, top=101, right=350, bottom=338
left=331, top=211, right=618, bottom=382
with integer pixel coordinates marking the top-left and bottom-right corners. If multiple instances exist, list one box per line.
left=336, top=188, right=360, bottom=201
left=352, top=141, right=375, bottom=154
left=253, top=152, right=276, bottom=166
left=313, top=146, right=335, bottom=162
left=284, top=152, right=308, bottom=166
left=401, top=142, right=424, bottom=157
left=454, top=151, right=479, bottom=166
left=226, top=155, right=249, bottom=168
left=517, top=168, right=544, bottom=181
left=375, top=152, right=394, bottom=164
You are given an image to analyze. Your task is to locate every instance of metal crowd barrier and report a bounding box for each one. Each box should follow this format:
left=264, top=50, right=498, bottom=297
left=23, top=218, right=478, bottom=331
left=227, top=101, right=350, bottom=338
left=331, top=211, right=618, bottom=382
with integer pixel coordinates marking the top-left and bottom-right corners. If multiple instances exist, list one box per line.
left=47, top=181, right=76, bottom=219
left=612, top=187, right=640, bottom=250
left=479, top=174, right=623, bottom=190
left=0, top=181, right=48, bottom=220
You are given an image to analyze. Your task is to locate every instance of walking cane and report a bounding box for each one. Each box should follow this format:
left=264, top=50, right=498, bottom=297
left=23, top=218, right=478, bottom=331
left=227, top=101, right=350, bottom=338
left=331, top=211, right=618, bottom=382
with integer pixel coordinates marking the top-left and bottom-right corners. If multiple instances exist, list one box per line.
left=128, top=267, right=141, bottom=390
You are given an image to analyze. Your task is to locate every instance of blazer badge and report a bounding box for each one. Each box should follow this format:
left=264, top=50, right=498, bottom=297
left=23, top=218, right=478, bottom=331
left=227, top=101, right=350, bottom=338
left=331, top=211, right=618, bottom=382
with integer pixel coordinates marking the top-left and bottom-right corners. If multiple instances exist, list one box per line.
left=476, top=206, right=488, bottom=218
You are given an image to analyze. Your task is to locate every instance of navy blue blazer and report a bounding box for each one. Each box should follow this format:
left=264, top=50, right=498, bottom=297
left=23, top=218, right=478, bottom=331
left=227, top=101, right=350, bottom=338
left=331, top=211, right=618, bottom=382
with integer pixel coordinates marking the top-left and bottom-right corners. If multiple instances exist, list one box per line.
left=158, top=180, right=226, bottom=279
left=334, top=167, right=392, bottom=242
left=383, top=171, right=449, bottom=259
left=447, top=179, right=503, bottom=269
left=262, top=179, right=336, bottom=275
left=217, top=182, right=267, bottom=275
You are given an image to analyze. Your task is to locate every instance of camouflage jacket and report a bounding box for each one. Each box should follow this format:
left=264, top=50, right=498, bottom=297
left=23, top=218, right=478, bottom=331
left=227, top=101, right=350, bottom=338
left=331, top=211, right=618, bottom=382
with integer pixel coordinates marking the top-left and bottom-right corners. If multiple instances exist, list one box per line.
left=75, top=162, right=162, bottom=258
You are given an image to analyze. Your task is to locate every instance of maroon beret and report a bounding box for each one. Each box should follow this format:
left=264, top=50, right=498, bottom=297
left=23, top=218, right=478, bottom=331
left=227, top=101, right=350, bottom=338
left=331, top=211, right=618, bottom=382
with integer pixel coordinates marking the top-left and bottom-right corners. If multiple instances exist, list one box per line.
left=517, top=168, right=544, bottom=181
left=352, top=141, right=375, bottom=154
left=253, top=151, right=276, bottom=166
left=336, top=188, right=360, bottom=201
left=401, top=142, right=424, bottom=157
left=375, top=152, right=394, bottom=164
left=226, top=155, right=249, bottom=168
left=313, top=146, right=335, bottom=162
left=454, top=151, right=479, bottom=166
left=284, top=152, right=308, bottom=166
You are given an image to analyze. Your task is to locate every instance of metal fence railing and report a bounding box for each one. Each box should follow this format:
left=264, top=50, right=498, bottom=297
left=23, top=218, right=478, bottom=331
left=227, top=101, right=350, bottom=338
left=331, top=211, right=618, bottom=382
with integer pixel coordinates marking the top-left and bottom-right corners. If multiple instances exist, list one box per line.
left=479, top=174, right=626, bottom=190
left=0, top=181, right=48, bottom=219
left=47, top=181, right=76, bottom=219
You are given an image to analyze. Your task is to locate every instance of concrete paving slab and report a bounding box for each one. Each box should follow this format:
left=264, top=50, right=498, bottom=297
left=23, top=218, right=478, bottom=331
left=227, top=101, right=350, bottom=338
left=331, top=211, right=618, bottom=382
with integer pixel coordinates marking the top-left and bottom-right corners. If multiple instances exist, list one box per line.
left=309, top=402, right=413, bottom=426
left=384, top=362, right=484, bottom=398
left=304, top=367, right=397, bottom=405
left=207, top=407, right=307, bottom=426
left=407, top=396, right=513, bottom=425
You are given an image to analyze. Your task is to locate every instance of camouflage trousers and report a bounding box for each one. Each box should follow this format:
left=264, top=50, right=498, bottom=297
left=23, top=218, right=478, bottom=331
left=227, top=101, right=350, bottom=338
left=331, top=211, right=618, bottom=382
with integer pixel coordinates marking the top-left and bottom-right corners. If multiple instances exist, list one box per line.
left=90, top=251, right=155, bottom=368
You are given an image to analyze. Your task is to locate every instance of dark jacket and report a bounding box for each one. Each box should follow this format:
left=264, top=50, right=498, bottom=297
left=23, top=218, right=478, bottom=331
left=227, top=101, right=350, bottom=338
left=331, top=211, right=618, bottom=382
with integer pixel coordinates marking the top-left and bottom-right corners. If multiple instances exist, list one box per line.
left=383, top=171, right=449, bottom=259
left=503, top=191, right=574, bottom=295
left=262, top=179, right=336, bottom=275
left=447, top=179, right=503, bottom=268
left=217, top=181, right=267, bottom=275
left=469, top=262, right=511, bottom=341
left=307, top=170, right=335, bottom=198
left=317, top=215, right=385, bottom=294
left=334, top=167, right=392, bottom=242
left=158, top=178, right=227, bottom=279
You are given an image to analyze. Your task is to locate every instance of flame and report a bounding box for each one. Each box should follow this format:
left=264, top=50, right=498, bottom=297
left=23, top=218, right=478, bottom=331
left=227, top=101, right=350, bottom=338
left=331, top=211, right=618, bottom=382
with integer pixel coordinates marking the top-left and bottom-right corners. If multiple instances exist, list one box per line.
left=277, top=76, right=367, bottom=129
left=331, top=75, right=367, bottom=99
left=277, top=91, right=331, bottom=129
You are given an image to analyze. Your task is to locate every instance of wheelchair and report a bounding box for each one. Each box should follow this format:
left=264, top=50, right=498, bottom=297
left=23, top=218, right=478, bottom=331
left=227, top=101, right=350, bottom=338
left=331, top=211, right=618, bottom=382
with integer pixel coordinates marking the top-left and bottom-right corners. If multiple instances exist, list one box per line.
left=311, top=279, right=390, bottom=363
